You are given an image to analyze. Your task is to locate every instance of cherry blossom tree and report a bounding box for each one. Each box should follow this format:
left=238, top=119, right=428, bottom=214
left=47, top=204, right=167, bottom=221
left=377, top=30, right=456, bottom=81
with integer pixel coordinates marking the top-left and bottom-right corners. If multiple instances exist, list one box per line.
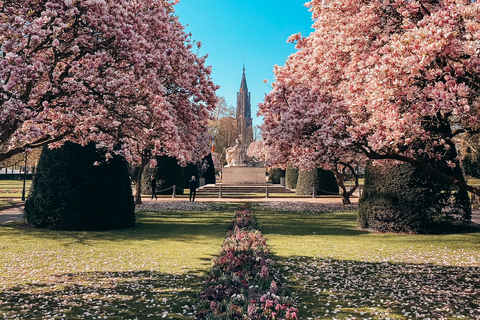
left=259, top=0, right=480, bottom=197
left=1, top=0, right=218, bottom=203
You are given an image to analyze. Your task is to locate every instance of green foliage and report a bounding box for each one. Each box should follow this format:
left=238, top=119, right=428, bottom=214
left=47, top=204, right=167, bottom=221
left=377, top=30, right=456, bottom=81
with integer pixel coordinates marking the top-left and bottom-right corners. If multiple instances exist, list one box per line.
left=182, top=163, right=198, bottom=189
left=267, top=168, right=284, bottom=184
left=154, top=156, right=185, bottom=195
left=358, top=162, right=471, bottom=233
left=285, top=166, right=298, bottom=189
left=24, top=143, right=135, bottom=231
left=202, top=153, right=216, bottom=185
left=460, top=133, right=480, bottom=178
left=142, top=153, right=215, bottom=195
left=141, top=166, right=158, bottom=195
left=296, top=168, right=339, bottom=196
left=463, top=154, right=480, bottom=179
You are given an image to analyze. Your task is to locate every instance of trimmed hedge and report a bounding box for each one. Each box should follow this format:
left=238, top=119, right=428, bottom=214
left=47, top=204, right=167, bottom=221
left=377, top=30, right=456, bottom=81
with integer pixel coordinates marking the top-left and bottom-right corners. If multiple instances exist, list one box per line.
left=202, top=153, right=216, bottom=185
left=267, top=168, right=284, bottom=184
left=296, top=168, right=339, bottom=196
left=153, top=155, right=185, bottom=195
left=142, top=154, right=216, bottom=195
left=358, top=162, right=471, bottom=233
left=25, top=143, right=135, bottom=231
left=285, top=166, right=298, bottom=190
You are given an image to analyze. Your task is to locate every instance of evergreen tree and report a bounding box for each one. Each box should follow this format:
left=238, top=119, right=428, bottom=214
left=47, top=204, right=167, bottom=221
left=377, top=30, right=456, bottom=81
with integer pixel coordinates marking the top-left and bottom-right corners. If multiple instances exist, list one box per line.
left=25, top=143, right=135, bottom=231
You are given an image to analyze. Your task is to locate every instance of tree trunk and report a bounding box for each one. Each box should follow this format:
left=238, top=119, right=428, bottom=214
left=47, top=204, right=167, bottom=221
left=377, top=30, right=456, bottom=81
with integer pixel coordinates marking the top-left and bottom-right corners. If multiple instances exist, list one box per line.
left=129, top=153, right=150, bottom=205
left=334, top=162, right=359, bottom=205
left=341, top=189, right=351, bottom=205
left=134, top=167, right=144, bottom=205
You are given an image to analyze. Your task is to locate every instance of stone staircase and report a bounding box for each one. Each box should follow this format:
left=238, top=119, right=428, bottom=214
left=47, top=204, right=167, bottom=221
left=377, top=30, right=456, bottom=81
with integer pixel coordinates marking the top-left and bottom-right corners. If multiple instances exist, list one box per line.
left=196, top=184, right=295, bottom=195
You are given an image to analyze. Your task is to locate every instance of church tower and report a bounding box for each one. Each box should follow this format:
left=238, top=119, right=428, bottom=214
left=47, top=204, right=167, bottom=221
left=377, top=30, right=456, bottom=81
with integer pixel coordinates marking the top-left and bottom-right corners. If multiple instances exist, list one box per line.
left=236, top=66, right=253, bottom=147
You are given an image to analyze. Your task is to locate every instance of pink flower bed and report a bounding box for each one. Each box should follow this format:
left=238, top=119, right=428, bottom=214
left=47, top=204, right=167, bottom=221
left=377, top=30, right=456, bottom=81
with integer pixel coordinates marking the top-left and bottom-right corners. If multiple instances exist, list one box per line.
left=196, top=206, right=298, bottom=320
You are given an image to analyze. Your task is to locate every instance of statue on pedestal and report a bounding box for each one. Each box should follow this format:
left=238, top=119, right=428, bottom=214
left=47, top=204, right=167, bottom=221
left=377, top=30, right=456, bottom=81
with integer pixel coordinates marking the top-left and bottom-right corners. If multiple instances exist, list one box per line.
left=225, top=139, right=244, bottom=167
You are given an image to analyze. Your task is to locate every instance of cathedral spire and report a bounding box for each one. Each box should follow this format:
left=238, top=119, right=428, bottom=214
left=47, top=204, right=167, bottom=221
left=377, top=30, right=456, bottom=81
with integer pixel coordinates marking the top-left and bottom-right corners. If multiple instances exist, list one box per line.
left=236, top=66, right=253, bottom=147
left=240, top=65, right=248, bottom=92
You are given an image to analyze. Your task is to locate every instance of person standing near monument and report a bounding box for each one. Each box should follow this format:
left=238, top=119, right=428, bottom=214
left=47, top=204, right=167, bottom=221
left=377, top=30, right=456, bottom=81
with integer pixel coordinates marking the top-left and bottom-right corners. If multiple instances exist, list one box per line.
left=189, top=176, right=198, bottom=202
left=150, top=175, right=157, bottom=199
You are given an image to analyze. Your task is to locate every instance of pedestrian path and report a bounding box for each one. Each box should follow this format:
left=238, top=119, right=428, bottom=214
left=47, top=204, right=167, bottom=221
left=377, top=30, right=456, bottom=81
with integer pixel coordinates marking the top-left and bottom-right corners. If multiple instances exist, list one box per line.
left=0, top=205, right=24, bottom=224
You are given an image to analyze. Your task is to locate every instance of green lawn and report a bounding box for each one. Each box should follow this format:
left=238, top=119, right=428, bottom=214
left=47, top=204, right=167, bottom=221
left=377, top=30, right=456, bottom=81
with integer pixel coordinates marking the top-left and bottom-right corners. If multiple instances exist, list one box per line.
left=253, top=203, right=480, bottom=319
left=0, top=179, right=31, bottom=198
left=1, top=202, right=479, bottom=319
left=0, top=203, right=237, bottom=319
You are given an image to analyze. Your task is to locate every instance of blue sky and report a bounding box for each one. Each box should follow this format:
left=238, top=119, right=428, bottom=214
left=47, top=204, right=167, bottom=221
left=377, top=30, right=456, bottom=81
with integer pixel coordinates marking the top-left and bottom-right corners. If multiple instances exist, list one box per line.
left=174, top=0, right=314, bottom=127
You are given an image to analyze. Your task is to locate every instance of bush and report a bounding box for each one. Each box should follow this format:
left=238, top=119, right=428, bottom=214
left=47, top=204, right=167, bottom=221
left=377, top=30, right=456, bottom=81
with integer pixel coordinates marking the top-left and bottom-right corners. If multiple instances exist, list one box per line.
left=267, top=168, right=284, bottom=184
left=296, top=168, right=339, bottom=196
left=203, top=153, right=216, bottom=185
left=154, top=155, right=185, bottom=195
left=358, top=162, right=471, bottom=233
left=285, top=166, right=298, bottom=189
left=142, top=154, right=216, bottom=195
left=141, top=166, right=158, bottom=195
left=182, top=163, right=198, bottom=189
left=25, top=143, right=135, bottom=231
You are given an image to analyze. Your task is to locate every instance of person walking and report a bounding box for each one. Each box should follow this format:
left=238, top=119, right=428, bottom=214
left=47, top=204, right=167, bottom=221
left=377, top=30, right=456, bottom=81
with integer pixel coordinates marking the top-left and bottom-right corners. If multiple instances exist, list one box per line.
left=150, top=175, right=157, bottom=199
left=189, top=176, right=198, bottom=202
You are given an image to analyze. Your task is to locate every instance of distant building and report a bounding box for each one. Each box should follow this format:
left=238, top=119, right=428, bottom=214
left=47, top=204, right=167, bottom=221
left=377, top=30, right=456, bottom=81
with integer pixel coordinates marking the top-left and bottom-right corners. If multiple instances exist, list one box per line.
left=236, top=66, right=254, bottom=148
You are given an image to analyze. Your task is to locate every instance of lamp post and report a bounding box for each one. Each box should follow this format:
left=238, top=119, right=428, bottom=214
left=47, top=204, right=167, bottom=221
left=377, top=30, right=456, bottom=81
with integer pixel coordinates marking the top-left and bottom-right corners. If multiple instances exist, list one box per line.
left=21, top=152, right=28, bottom=201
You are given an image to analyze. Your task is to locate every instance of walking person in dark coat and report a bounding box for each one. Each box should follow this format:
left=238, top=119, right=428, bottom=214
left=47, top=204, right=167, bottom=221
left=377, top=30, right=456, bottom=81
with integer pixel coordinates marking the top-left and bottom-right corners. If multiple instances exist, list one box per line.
left=150, top=175, right=157, bottom=199
left=189, top=176, right=198, bottom=202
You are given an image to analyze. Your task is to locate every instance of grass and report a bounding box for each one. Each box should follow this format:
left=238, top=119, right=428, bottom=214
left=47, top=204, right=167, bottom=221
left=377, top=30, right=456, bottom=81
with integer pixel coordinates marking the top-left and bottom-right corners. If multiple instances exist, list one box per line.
left=0, top=203, right=238, bottom=319
left=0, top=179, right=31, bottom=198
left=0, top=199, right=18, bottom=207
left=1, top=201, right=480, bottom=319
left=253, top=203, right=480, bottom=319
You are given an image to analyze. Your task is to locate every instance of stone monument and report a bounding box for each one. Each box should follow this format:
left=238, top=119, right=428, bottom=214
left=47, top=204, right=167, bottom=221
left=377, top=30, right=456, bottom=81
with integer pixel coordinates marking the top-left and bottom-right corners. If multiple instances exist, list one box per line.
left=222, top=67, right=266, bottom=185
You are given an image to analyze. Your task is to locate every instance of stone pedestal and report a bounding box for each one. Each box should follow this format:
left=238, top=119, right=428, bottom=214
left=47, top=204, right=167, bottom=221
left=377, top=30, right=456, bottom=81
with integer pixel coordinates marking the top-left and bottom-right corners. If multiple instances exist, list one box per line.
left=222, top=166, right=266, bottom=185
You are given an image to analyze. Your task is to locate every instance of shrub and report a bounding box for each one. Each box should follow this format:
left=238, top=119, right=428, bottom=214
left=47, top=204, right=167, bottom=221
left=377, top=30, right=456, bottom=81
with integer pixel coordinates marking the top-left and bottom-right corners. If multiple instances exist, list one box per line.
left=358, top=162, right=471, bottom=233
left=267, top=168, right=284, bottom=184
left=295, top=168, right=339, bottom=196
left=154, top=155, right=184, bottom=195
left=285, top=166, right=298, bottom=189
left=203, top=153, right=216, bottom=185
left=25, top=143, right=135, bottom=231
left=183, top=153, right=216, bottom=187
left=182, top=163, right=198, bottom=189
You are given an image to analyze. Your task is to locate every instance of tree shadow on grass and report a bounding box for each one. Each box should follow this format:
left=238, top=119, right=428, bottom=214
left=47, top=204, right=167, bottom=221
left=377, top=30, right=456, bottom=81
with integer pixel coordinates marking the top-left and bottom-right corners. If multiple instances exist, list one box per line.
left=279, top=256, right=480, bottom=319
left=0, top=270, right=205, bottom=320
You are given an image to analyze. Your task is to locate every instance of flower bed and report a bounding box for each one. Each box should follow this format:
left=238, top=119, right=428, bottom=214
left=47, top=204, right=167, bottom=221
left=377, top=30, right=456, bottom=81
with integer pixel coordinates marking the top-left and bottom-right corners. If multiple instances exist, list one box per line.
left=196, top=205, right=298, bottom=319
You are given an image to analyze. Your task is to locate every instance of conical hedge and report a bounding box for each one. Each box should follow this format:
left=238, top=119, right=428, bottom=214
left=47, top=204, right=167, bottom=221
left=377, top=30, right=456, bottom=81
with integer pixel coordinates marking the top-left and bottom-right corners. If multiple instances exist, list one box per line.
left=286, top=166, right=299, bottom=189
left=25, top=142, right=135, bottom=230
left=296, top=168, right=339, bottom=196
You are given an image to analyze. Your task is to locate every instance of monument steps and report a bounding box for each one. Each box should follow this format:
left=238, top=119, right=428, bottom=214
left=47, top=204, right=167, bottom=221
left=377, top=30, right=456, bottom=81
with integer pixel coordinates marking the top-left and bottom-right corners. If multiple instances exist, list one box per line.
left=196, top=184, right=295, bottom=194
